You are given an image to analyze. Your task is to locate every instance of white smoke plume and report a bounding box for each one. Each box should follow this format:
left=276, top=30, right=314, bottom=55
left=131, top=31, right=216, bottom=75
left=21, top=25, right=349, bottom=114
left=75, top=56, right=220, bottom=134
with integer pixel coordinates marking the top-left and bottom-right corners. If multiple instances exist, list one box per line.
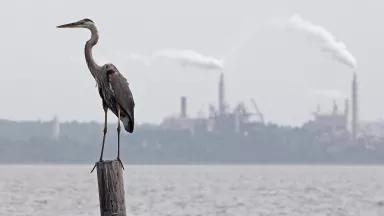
left=288, top=14, right=357, bottom=69
left=121, top=49, right=223, bottom=71
left=153, top=49, right=223, bottom=70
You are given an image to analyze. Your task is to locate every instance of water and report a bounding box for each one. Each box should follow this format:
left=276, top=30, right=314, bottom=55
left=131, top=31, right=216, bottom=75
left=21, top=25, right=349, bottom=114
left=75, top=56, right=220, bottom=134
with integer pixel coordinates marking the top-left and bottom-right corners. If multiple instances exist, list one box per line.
left=1, top=165, right=384, bottom=216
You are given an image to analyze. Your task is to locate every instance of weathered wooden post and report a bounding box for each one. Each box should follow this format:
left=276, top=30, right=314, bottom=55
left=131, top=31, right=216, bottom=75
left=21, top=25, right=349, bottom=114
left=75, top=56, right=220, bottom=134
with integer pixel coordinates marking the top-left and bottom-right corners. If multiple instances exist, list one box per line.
left=96, top=160, right=126, bottom=216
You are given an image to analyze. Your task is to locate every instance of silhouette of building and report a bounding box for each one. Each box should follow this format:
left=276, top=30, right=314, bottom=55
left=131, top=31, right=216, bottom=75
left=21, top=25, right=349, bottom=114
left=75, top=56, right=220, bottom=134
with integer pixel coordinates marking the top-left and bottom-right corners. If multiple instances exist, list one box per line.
left=351, top=73, right=359, bottom=141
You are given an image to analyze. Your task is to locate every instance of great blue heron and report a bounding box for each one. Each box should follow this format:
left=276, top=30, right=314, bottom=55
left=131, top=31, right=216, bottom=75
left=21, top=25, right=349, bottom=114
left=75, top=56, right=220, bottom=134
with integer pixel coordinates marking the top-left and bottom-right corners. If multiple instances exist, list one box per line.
left=57, top=18, right=135, bottom=171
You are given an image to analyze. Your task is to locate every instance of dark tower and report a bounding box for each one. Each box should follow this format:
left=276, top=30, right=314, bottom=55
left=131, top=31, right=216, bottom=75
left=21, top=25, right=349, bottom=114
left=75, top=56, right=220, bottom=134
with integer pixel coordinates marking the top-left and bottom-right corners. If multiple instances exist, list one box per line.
left=180, top=96, right=187, bottom=118
left=351, top=73, right=358, bottom=141
left=344, top=98, right=349, bottom=130
left=218, top=72, right=225, bottom=115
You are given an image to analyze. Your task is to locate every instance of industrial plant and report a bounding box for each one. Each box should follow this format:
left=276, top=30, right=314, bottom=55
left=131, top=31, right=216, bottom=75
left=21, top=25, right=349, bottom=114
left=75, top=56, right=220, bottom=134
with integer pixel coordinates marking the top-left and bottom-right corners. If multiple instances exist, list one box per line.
left=162, top=72, right=265, bottom=135
left=162, top=71, right=362, bottom=145
left=1, top=69, right=383, bottom=164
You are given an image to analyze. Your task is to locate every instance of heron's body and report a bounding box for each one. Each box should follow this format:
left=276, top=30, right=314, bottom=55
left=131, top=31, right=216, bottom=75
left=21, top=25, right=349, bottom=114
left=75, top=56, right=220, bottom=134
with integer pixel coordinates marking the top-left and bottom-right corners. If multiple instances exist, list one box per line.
left=97, top=63, right=134, bottom=133
left=58, top=18, right=135, bottom=170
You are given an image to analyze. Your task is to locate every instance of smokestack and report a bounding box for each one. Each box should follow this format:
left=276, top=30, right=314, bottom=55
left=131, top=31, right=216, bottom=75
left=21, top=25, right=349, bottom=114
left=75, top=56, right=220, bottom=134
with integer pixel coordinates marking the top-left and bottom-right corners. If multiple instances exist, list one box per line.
left=351, top=73, right=358, bottom=141
left=218, top=72, right=225, bottom=115
left=344, top=98, right=349, bottom=130
left=180, top=96, right=187, bottom=118
left=332, top=100, right=338, bottom=115
left=344, top=98, right=349, bottom=128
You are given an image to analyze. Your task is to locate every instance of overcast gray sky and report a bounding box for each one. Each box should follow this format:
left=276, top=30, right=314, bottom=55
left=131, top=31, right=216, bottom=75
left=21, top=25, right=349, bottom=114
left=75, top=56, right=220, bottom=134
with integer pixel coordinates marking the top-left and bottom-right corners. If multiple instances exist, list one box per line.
left=0, top=0, right=382, bottom=126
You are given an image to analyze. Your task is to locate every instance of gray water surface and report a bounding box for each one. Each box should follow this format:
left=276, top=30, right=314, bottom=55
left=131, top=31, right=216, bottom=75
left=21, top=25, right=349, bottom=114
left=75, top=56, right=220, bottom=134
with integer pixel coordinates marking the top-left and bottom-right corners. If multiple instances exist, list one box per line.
left=1, top=165, right=383, bottom=216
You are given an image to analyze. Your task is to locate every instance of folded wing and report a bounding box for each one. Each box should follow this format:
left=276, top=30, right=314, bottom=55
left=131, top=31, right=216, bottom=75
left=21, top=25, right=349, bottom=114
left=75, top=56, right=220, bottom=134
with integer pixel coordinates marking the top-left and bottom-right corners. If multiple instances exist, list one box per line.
left=107, top=65, right=135, bottom=133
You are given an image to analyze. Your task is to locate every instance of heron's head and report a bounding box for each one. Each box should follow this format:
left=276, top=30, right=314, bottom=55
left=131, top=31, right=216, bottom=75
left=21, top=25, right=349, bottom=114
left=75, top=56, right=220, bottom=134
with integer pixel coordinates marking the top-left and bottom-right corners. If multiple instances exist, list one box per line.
left=57, top=18, right=95, bottom=29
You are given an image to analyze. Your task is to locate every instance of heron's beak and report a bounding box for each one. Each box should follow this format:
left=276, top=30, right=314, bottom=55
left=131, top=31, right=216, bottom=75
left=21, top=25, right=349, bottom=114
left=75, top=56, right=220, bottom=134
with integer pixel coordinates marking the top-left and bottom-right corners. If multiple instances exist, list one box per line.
left=57, top=21, right=82, bottom=28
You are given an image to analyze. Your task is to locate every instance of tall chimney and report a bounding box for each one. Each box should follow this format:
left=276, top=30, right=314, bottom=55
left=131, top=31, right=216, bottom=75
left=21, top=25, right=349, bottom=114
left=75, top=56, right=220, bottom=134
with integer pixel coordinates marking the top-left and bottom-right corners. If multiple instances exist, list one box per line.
left=180, top=96, right=187, bottom=118
left=332, top=100, right=338, bottom=115
left=218, top=72, right=225, bottom=115
left=351, top=72, right=358, bottom=141
left=344, top=98, right=349, bottom=129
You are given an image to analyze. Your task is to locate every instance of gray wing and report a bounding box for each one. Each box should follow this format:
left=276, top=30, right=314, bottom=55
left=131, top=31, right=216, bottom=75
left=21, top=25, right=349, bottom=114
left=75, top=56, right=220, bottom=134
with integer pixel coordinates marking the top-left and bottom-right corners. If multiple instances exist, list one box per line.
left=106, top=65, right=135, bottom=133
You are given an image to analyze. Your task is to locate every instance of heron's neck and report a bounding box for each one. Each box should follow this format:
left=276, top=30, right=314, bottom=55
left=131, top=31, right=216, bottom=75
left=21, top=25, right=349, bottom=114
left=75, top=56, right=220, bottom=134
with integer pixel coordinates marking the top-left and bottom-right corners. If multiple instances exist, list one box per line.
left=85, top=25, right=101, bottom=76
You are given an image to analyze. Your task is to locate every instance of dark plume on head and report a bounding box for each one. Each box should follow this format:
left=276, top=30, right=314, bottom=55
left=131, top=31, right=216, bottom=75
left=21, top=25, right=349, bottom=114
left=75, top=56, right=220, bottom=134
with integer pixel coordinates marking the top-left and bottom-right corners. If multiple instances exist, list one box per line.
left=82, top=18, right=94, bottom=23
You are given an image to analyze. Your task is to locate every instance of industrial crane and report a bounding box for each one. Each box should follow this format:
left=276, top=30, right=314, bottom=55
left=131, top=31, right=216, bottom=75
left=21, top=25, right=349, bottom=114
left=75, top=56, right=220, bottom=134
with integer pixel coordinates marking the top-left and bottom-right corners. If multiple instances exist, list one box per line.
left=250, top=99, right=265, bottom=124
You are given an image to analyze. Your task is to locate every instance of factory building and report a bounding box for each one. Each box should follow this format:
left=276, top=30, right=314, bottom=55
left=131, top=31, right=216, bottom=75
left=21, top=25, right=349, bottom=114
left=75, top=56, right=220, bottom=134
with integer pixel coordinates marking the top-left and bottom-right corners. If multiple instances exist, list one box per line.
left=161, top=97, right=206, bottom=133
left=161, top=68, right=362, bottom=149
left=303, top=101, right=349, bottom=135
left=303, top=72, right=360, bottom=145
left=161, top=72, right=264, bottom=134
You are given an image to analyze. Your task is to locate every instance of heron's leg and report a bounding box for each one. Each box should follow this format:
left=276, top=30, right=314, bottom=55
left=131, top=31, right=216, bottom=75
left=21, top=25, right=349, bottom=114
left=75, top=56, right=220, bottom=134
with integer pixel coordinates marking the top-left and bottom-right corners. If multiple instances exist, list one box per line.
left=99, top=109, right=108, bottom=161
left=91, top=108, right=108, bottom=173
left=116, top=105, right=124, bottom=170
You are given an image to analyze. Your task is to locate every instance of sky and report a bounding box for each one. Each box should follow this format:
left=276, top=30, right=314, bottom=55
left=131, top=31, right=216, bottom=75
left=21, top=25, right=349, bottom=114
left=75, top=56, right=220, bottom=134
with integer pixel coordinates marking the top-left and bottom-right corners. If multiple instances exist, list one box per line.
left=0, top=0, right=383, bottom=126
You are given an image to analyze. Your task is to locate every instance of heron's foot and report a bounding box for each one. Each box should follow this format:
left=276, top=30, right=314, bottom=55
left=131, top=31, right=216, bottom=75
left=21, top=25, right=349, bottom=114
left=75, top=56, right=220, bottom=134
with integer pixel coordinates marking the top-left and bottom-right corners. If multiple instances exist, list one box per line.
left=117, top=158, right=125, bottom=170
left=90, top=159, right=103, bottom=173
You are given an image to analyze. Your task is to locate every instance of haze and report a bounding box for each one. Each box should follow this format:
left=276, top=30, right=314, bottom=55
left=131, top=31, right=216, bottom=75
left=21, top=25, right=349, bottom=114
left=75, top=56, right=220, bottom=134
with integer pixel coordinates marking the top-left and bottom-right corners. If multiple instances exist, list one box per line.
left=0, top=0, right=381, bottom=126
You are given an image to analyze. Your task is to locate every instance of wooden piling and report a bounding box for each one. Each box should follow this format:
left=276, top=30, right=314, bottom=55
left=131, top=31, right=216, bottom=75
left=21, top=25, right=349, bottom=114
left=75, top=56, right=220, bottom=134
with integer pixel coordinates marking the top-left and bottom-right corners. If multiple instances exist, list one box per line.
left=96, top=160, right=126, bottom=216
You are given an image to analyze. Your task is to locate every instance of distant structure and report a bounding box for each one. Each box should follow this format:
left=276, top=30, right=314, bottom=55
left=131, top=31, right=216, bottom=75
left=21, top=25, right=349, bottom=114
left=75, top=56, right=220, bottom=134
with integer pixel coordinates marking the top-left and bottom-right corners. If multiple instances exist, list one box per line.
left=250, top=99, right=265, bottom=124
left=351, top=73, right=358, bottom=141
left=344, top=99, right=349, bottom=124
left=218, top=72, right=226, bottom=115
left=303, top=72, right=360, bottom=146
left=161, top=71, right=264, bottom=134
left=332, top=100, right=338, bottom=115
left=180, top=96, right=187, bottom=118
left=304, top=101, right=349, bottom=135
left=50, top=115, right=60, bottom=140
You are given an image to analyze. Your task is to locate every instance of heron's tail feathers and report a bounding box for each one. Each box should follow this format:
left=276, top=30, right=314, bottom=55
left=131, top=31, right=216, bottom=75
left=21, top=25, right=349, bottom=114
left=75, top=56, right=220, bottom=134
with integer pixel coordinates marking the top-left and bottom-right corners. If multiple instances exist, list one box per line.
left=122, top=116, right=134, bottom=133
